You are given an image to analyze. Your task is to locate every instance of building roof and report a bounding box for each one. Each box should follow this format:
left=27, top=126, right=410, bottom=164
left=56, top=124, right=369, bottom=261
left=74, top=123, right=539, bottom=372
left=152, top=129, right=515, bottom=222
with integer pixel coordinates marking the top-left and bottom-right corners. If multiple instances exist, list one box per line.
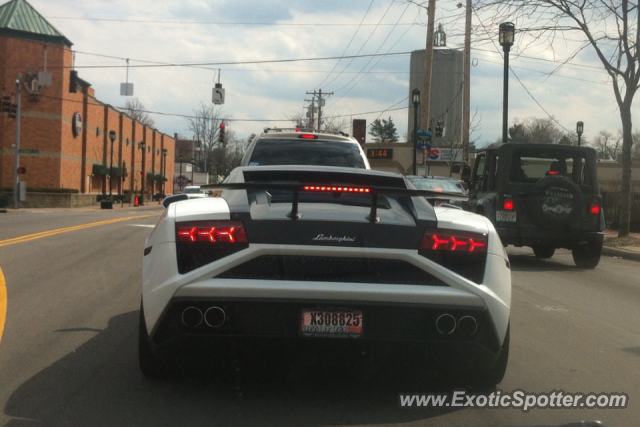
left=0, top=0, right=72, bottom=47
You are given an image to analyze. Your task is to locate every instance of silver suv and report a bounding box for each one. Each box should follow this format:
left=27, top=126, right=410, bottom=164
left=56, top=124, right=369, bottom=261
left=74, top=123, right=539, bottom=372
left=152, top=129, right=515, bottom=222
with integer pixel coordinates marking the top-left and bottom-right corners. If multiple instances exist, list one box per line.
left=241, top=128, right=370, bottom=169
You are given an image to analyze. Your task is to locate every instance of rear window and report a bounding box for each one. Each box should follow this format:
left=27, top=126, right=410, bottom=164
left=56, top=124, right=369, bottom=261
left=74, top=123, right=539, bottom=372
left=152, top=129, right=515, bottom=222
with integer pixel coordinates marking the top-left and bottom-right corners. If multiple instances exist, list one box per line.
left=509, top=149, right=592, bottom=186
left=249, top=139, right=367, bottom=169
left=410, top=179, right=464, bottom=194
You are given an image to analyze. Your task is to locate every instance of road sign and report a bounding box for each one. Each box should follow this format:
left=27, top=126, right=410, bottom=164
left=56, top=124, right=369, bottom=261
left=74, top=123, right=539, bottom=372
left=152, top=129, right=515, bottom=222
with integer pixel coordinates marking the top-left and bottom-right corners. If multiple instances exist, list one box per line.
left=18, top=149, right=39, bottom=154
left=416, top=144, right=431, bottom=150
left=175, top=175, right=189, bottom=186
left=212, top=87, right=225, bottom=105
left=469, top=144, right=477, bottom=153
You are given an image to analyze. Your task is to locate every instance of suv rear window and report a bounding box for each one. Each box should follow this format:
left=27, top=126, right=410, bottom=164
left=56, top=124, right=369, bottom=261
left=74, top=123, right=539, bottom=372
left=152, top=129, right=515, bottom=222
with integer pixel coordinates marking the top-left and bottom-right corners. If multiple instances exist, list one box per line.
left=509, top=149, right=592, bottom=186
left=248, top=139, right=367, bottom=169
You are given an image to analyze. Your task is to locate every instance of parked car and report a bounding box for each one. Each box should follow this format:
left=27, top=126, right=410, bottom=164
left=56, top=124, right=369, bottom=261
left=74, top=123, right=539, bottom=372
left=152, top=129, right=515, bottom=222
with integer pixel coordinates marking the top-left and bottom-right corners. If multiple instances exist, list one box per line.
left=465, top=143, right=604, bottom=268
left=182, top=186, right=206, bottom=198
left=407, top=175, right=467, bottom=206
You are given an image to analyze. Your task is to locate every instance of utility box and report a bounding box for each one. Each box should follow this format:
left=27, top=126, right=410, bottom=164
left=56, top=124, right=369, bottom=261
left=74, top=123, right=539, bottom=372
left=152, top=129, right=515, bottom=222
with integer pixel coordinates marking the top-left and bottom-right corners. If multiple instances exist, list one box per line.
left=19, top=181, right=27, bottom=202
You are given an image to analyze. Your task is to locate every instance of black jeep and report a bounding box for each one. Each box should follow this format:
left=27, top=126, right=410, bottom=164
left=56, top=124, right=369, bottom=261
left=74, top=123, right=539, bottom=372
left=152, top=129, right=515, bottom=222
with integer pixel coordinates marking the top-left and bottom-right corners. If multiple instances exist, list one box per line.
left=466, top=143, right=604, bottom=268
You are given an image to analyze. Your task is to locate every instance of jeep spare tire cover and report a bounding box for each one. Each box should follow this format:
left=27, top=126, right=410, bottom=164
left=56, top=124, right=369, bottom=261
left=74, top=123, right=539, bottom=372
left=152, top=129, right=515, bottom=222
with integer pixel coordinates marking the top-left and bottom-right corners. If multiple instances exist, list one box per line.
left=529, top=175, right=582, bottom=228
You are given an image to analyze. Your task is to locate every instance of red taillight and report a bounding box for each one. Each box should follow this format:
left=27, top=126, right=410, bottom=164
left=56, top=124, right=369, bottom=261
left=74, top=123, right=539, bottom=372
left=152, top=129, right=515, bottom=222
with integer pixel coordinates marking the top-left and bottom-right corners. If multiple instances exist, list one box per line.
left=299, top=134, right=318, bottom=139
left=590, top=202, right=600, bottom=215
left=420, top=229, right=488, bottom=253
left=177, top=221, right=247, bottom=243
left=433, top=188, right=443, bottom=192
left=303, top=185, right=371, bottom=193
left=548, top=171, right=559, bottom=175
left=503, top=198, right=514, bottom=211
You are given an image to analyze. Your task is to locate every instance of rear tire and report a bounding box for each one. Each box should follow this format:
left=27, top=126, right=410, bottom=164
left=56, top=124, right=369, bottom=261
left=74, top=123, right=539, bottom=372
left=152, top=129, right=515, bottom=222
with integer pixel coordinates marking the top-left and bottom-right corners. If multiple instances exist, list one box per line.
left=138, top=301, right=168, bottom=378
left=532, top=245, right=555, bottom=259
left=572, top=242, right=602, bottom=269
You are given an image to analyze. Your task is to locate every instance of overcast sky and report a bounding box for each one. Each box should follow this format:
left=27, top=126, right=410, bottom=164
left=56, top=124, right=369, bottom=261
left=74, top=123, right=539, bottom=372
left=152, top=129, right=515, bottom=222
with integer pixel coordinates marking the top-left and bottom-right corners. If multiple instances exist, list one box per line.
left=27, top=0, right=636, bottom=147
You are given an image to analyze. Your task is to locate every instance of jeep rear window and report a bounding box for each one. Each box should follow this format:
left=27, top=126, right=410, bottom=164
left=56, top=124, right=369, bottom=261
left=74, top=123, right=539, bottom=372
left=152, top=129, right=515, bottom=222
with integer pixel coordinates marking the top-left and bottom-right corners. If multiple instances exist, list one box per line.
left=249, top=139, right=367, bottom=168
left=510, top=150, right=592, bottom=185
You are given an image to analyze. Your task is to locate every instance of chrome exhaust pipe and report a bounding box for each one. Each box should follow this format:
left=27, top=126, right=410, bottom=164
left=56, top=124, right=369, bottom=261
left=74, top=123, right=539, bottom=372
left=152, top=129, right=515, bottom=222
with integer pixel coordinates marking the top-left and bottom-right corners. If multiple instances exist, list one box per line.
left=436, top=314, right=456, bottom=335
left=457, top=316, right=478, bottom=336
left=204, top=306, right=226, bottom=328
left=181, top=307, right=203, bottom=328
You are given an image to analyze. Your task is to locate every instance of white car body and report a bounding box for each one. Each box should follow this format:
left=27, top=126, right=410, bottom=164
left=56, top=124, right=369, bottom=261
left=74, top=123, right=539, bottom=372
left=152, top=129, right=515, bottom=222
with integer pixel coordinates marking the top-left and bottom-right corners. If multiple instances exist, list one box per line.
left=141, top=163, right=511, bottom=385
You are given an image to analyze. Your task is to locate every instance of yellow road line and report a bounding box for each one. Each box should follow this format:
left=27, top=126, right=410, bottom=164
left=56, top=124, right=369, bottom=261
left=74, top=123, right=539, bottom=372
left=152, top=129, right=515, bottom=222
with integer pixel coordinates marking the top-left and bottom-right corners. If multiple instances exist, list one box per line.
left=0, top=213, right=159, bottom=248
left=0, top=266, right=6, bottom=347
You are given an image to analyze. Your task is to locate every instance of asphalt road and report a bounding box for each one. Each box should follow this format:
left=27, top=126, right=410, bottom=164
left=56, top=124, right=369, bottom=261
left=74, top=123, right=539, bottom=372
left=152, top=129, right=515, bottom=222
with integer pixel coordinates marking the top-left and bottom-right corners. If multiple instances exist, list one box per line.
left=0, top=210, right=637, bottom=427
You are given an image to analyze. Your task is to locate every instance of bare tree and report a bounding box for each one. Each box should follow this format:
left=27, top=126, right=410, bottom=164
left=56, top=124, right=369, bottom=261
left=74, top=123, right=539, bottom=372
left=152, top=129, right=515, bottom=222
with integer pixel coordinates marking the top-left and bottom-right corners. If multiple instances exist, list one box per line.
left=122, top=97, right=155, bottom=127
left=588, top=130, right=622, bottom=160
left=475, top=0, right=639, bottom=236
left=186, top=103, right=228, bottom=173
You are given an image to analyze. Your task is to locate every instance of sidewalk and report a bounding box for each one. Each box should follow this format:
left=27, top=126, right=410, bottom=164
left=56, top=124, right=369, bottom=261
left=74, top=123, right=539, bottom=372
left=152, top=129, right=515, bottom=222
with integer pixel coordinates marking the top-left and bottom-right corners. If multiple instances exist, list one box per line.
left=602, top=229, right=640, bottom=261
left=0, top=200, right=165, bottom=214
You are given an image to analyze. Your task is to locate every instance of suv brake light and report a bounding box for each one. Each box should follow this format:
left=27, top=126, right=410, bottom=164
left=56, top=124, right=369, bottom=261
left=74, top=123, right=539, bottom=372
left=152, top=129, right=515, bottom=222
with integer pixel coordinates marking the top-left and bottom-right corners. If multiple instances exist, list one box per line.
left=503, top=198, right=514, bottom=211
left=298, top=134, right=318, bottom=139
left=420, top=228, right=488, bottom=253
left=177, top=221, right=248, bottom=243
left=589, top=201, right=600, bottom=215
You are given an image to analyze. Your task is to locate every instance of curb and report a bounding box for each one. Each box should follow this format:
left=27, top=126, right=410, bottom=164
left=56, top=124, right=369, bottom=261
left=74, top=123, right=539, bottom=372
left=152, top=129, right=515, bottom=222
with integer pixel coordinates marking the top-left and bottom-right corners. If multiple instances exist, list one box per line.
left=602, top=246, right=640, bottom=262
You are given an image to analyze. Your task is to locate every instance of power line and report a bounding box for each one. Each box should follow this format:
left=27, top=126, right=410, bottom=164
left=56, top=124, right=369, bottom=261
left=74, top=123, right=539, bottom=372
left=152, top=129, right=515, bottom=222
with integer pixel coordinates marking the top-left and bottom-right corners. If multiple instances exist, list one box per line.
left=45, top=16, right=419, bottom=26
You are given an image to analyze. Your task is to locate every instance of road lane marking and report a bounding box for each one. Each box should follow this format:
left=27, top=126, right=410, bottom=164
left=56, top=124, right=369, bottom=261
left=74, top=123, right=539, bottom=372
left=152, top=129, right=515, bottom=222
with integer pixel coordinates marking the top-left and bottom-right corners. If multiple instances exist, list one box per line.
left=0, top=266, right=6, bottom=347
left=127, top=224, right=156, bottom=228
left=0, top=213, right=159, bottom=248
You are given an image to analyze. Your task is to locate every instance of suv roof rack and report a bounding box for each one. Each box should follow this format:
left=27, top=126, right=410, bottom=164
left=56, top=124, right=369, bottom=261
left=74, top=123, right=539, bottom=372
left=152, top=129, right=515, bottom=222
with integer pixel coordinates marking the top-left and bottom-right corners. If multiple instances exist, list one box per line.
left=263, top=127, right=350, bottom=137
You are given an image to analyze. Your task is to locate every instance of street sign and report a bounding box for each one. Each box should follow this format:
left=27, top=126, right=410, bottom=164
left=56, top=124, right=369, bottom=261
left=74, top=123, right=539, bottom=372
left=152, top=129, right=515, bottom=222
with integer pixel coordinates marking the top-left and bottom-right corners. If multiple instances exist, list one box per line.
left=469, top=145, right=477, bottom=153
left=416, top=144, right=431, bottom=150
left=175, top=175, right=189, bottom=186
left=18, top=149, right=39, bottom=154
left=213, top=87, right=225, bottom=105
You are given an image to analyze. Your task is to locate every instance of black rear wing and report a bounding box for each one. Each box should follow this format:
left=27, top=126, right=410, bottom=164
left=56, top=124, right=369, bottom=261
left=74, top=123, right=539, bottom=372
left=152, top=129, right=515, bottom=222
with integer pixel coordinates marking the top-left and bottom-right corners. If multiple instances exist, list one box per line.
left=202, top=182, right=467, bottom=223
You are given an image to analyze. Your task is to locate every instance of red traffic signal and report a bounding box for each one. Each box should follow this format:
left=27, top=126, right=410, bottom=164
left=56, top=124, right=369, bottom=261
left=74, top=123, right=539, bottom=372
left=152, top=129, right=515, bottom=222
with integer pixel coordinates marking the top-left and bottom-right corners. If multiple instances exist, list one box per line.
left=219, top=122, right=226, bottom=143
left=17, top=166, right=26, bottom=174
left=8, top=103, right=17, bottom=119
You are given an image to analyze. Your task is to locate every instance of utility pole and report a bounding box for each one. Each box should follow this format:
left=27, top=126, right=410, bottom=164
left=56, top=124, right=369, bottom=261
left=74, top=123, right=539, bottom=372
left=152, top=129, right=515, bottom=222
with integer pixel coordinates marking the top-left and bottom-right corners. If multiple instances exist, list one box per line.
left=421, top=0, right=437, bottom=142
left=13, top=74, right=22, bottom=209
left=306, top=90, right=333, bottom=131
left=462, top=0, right=471, bottom=165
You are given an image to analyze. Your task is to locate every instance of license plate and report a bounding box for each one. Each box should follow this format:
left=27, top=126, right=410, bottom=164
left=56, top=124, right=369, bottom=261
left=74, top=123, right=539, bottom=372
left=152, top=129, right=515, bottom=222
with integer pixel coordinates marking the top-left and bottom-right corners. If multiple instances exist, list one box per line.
left=496, top=210, right=517, bottom=222
left=300, top=310, right=363, bottom=338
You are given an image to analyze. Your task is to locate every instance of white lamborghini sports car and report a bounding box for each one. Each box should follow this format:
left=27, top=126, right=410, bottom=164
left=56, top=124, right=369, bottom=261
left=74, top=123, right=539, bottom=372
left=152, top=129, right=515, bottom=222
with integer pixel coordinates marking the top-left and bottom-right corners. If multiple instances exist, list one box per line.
left=140, top=165, right=511, bottom=386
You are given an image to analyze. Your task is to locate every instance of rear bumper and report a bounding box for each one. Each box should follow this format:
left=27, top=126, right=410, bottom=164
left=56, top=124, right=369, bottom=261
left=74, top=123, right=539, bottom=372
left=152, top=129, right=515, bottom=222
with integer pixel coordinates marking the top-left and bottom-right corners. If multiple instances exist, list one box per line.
left=496, top=227, right=603, bottom=248
left=148, top=297, right=503, bottom=369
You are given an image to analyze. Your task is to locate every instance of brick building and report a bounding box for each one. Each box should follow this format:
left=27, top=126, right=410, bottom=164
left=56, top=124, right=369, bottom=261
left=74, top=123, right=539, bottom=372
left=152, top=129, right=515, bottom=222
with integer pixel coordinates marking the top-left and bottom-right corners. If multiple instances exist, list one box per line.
left=0, top=0, right=175, bottom=207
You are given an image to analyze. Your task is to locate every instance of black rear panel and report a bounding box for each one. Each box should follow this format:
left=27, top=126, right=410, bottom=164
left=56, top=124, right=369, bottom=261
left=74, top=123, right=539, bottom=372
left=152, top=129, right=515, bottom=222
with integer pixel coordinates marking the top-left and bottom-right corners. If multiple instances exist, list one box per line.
left=216, top=255, right=448, bottom=286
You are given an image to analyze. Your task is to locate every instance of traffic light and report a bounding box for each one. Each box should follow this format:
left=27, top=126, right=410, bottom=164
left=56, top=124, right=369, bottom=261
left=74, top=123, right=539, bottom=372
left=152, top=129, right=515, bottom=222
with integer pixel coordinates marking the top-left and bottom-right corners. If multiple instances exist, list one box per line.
left=8, top=103, right=17, bottom=119
left=435, top=121, right=444, bottom=137
left=69, top=70, right=78, bottom=93
left=1, top=95, right=10, bottom=113
left=17, top=166, right=26, bottom=174
left=219, top=122, right=225, bottom=143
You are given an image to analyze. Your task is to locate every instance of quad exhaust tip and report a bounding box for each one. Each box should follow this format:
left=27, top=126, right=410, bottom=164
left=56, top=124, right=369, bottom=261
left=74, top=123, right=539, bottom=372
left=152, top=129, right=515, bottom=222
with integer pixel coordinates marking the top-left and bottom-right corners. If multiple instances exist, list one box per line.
left=457, top=316, right=478, bottom=336
left=181, top=307, right=203, bottom=328
left=436, top=314, right=456, bottom=335
left=204, top=306, right=226, bottom=328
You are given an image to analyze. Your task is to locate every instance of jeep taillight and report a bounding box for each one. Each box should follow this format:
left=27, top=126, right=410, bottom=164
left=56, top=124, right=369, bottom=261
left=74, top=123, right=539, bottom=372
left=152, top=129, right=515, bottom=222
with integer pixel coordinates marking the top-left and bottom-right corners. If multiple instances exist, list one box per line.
left=589, top=201, right=600, bottom=215
left=503, top=198, right=515, bottom=211
left=420, top=229, right=488, bottom=253
left=177, top=221, right=248, bottom=243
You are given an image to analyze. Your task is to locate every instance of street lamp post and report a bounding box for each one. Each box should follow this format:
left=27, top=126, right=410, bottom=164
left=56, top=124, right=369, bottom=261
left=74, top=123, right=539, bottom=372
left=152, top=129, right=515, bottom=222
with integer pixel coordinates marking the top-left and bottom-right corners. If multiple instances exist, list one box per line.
left=108, top=131, right=116, bottom=199
left=576, top=121, right=584, bottom=147
left=139, top=141, right=146, bottom=205
left=179, top=155, right=183, bottom=192
left=499, top=22, right=515, bottom=144
left=162, top=148, right=168, bottom=197
left=412, top=88, right=421, bottom=175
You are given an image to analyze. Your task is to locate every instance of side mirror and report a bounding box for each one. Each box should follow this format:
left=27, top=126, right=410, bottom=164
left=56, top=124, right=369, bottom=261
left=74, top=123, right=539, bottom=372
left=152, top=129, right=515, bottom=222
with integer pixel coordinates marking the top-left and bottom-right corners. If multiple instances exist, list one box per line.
left=461, top=165, right=471, bottom=182
left=161, top=193, right=189, bottom=209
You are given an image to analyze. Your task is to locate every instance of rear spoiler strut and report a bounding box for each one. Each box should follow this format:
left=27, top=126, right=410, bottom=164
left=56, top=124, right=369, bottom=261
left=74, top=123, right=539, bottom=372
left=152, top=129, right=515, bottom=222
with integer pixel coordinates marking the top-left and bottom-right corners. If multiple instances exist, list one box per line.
left=202, top=182, right=468, bottom=223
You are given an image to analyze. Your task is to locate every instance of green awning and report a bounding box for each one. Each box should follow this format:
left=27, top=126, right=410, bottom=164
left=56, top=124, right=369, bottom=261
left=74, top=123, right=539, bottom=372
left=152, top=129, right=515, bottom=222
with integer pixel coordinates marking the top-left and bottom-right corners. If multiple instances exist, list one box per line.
left=92, top=164, right=108, bottom=175
left=110, top=167, right=121, bottom=177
